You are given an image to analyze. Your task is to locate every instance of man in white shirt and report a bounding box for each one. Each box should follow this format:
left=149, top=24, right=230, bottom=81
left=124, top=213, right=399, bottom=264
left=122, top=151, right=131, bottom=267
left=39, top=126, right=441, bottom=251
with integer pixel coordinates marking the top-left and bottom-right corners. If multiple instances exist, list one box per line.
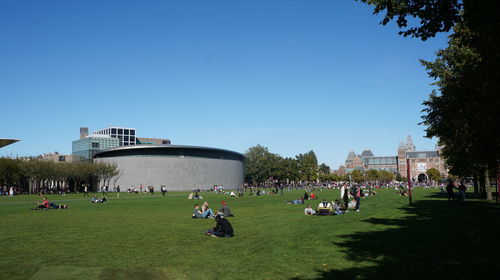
left=304, top=205, right=316, bottom=215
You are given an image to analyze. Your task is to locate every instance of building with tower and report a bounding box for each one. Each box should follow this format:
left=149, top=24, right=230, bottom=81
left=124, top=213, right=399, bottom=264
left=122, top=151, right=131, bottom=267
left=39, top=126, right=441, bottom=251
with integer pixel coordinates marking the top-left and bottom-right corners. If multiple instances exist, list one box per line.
left=338, top=135, right=448, bottom=181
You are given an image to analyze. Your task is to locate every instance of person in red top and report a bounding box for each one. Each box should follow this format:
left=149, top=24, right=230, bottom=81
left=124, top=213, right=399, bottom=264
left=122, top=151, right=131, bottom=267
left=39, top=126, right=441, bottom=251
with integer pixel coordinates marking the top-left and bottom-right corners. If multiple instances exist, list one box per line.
left=43, top=197, right=49, bottom=209
left=32, top=197, right=50, bottom=210
left=354, top=186, right=361, bottom=212
left=310, top=192, right=316, bottom=200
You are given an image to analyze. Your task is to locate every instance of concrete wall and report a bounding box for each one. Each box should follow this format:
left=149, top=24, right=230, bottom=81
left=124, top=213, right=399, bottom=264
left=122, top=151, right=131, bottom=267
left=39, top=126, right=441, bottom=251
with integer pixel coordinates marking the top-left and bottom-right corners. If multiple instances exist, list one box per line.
left=95, top=155, right=244, bottom=191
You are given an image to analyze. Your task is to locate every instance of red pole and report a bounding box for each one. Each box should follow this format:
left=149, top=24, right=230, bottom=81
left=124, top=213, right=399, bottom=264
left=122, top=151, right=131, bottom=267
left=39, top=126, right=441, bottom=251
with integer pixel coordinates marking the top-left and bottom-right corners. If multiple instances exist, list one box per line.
left=406, top=158, right=412, bottom=205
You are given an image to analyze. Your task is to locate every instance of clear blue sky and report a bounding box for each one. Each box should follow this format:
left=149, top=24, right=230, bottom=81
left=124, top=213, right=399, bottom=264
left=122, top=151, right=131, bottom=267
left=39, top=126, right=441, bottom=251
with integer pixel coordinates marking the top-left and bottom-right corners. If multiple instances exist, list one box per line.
left=0, top=0, right=448, bottom=169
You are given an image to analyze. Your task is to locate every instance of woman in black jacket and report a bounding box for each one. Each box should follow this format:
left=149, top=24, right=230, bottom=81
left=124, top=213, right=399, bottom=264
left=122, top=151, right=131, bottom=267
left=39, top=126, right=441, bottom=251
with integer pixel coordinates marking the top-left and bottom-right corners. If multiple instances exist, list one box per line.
left=206, top=214, right=234, bottom=237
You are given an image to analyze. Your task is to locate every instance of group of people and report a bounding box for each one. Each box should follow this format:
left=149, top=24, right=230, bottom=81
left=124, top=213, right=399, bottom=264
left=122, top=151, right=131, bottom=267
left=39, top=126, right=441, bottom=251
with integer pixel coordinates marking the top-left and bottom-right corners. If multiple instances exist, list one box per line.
left=188, top=192, right=203, bottom=200
left=446, top=180, right=467, bottom=204
left=191, top=201, right=234, bottom=237
left=192, top=201, right=233, bottom=219
left=300, top=184, right=364, bottom=215
left=1, top=186, right=16, bottom=196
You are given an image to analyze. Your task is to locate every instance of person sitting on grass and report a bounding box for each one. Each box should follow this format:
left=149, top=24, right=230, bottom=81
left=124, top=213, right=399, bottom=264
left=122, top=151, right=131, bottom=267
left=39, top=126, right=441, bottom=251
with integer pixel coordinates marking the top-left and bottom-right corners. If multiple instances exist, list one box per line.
left=348, top=199, right=357, bottom=209
left=332, top=200, right=344, bottom=215
left=201, top=201, right=210, bottom=213
left=317, top=199, right=333, bottom=215
left=205, top=213, right=234, bottom=237
left=193, top=204, right=214, bottom=218
left=310, top=192, right=317, bottom=200
left=219, top=201, right=234, bottom=217
left=31, top=197, right=50, bottom=210
left=304, top=204, right=316, bottom=215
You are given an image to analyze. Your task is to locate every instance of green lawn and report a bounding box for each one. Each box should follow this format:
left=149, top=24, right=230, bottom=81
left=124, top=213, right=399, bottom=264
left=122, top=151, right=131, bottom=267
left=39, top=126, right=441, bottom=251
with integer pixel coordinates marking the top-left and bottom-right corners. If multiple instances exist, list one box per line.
left=0, top=189, right=498, bottom=280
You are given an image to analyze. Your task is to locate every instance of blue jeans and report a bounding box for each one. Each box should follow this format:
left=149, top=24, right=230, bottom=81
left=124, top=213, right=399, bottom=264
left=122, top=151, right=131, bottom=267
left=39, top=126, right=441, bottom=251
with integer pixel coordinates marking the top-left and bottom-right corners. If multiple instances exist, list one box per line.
left=355, top=197, right=360, bottom=210
left=202, top=209, right=214, bottom=218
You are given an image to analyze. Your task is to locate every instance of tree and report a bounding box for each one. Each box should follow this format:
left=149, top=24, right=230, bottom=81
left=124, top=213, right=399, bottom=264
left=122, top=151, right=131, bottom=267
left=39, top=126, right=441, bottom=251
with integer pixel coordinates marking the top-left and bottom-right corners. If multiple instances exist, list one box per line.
left=318, top=163, right=331, bottom=175
left=395, top=173, right=403, bottom=182
left=426, top=168, right=442, bottom=183
left=365, top=169, right=379, bottom=182
left=378, top=170, right=395, bottom=183
left=358, top=0, right=462, bottom=40
left=359, top=0, right=500, bottom=199
left=296, top=151, right=318, bottom=181
left=244, top=145, right=281, bottom=184
left=350, top=170, right=364, bottom=182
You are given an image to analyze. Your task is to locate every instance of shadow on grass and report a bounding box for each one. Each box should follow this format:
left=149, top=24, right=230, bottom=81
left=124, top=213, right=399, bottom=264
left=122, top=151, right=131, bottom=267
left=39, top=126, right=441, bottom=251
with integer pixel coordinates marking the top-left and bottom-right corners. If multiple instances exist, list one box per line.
left=294, top=194, right=500, bottom=280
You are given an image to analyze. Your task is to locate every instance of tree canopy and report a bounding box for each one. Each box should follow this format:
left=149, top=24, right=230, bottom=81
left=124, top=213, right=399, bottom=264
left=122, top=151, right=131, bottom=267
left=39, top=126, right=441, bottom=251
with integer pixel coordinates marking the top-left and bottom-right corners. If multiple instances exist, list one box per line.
left=244, top=145, right=324, bottom=184
left=359, top=0, right=500, bottom=184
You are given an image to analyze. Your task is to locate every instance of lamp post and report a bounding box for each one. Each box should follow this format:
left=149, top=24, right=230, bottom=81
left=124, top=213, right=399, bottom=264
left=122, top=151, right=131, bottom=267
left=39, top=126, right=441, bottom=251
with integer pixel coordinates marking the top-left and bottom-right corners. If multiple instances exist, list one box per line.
left=406, top=158, right=412, bottom=205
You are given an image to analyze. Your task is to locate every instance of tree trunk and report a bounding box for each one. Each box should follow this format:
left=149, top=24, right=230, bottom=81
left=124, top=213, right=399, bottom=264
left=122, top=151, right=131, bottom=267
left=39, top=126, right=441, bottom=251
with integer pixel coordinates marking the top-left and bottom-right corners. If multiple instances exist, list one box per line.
left=473, top=174, right=479, bottom=193
left=485, top=173, right=493, bottom=201
left=479, top=173, right=486, bottom=197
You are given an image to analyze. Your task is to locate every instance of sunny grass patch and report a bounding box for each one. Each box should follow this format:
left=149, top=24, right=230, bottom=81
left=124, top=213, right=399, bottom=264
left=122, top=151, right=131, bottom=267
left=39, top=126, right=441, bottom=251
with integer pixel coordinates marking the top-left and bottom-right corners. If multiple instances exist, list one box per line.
left=0, top=188, right=478, bottom=279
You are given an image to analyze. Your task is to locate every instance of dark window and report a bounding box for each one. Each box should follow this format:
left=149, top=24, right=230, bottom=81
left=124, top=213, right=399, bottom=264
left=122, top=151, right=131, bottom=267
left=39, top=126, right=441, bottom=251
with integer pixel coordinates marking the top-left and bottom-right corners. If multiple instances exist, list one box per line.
left=118, top=136, right=123, bottom=141
left=124, top=136, right=129, bottom=141
left=118, top=129, right=123, bottom=134
left=111, top=128, right=117, bottom=134
left=58, top=156, right=66, bottom=161
left=130, top=136, right=135, bottom=142
left=130, top=130, right=135, bottom=136
left=124, top=129, right=129, bottom=135
left=124, top=142, right=129, bottom=146
left=92, top=142, right=99, bottom=148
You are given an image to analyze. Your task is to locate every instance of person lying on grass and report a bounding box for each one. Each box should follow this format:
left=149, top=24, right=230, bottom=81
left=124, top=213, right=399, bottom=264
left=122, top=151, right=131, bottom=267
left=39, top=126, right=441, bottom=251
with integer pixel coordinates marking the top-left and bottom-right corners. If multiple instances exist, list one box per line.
left=193, top=204, right=214, bottom=218
left=285, top=197, right=304, bottom=204
left=205, top=213, right=234, bottom=237
left=304, top=204, right=316, bottom=215
left=91, top=195, right=106, bottom=203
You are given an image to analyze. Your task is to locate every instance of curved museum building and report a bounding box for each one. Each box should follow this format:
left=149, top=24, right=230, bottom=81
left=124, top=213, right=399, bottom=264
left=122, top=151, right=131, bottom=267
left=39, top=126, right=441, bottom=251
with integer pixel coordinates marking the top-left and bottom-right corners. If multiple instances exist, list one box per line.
left=93, top=145, right=245, bottom=191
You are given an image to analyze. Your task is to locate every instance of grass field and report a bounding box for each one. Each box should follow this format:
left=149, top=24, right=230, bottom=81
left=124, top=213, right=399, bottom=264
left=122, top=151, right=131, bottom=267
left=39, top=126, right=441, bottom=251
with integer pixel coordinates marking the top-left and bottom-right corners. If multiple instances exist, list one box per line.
left=0, top=188, right=499, bottom=280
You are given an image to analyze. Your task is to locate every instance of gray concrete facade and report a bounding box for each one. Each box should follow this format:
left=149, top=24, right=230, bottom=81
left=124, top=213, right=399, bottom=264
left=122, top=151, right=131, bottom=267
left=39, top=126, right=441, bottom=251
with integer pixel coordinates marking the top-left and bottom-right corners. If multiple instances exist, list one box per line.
left=93, top=145, right=244, bottom=191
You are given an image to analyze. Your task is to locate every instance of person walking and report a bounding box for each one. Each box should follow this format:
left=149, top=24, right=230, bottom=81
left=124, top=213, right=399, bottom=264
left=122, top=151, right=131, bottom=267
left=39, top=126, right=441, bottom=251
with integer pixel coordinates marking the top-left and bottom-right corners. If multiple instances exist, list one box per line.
left=83, top=185, right=89, bottom=197
left=116, top=185, right=120, bottom=198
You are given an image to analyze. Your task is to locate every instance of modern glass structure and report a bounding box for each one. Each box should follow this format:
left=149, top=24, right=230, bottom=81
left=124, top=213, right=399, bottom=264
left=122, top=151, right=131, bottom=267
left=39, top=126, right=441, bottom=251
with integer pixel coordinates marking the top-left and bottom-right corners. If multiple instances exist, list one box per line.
left=72, top=135, right=120, bottom=160
left=93, top=126, right=136, bottom=146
